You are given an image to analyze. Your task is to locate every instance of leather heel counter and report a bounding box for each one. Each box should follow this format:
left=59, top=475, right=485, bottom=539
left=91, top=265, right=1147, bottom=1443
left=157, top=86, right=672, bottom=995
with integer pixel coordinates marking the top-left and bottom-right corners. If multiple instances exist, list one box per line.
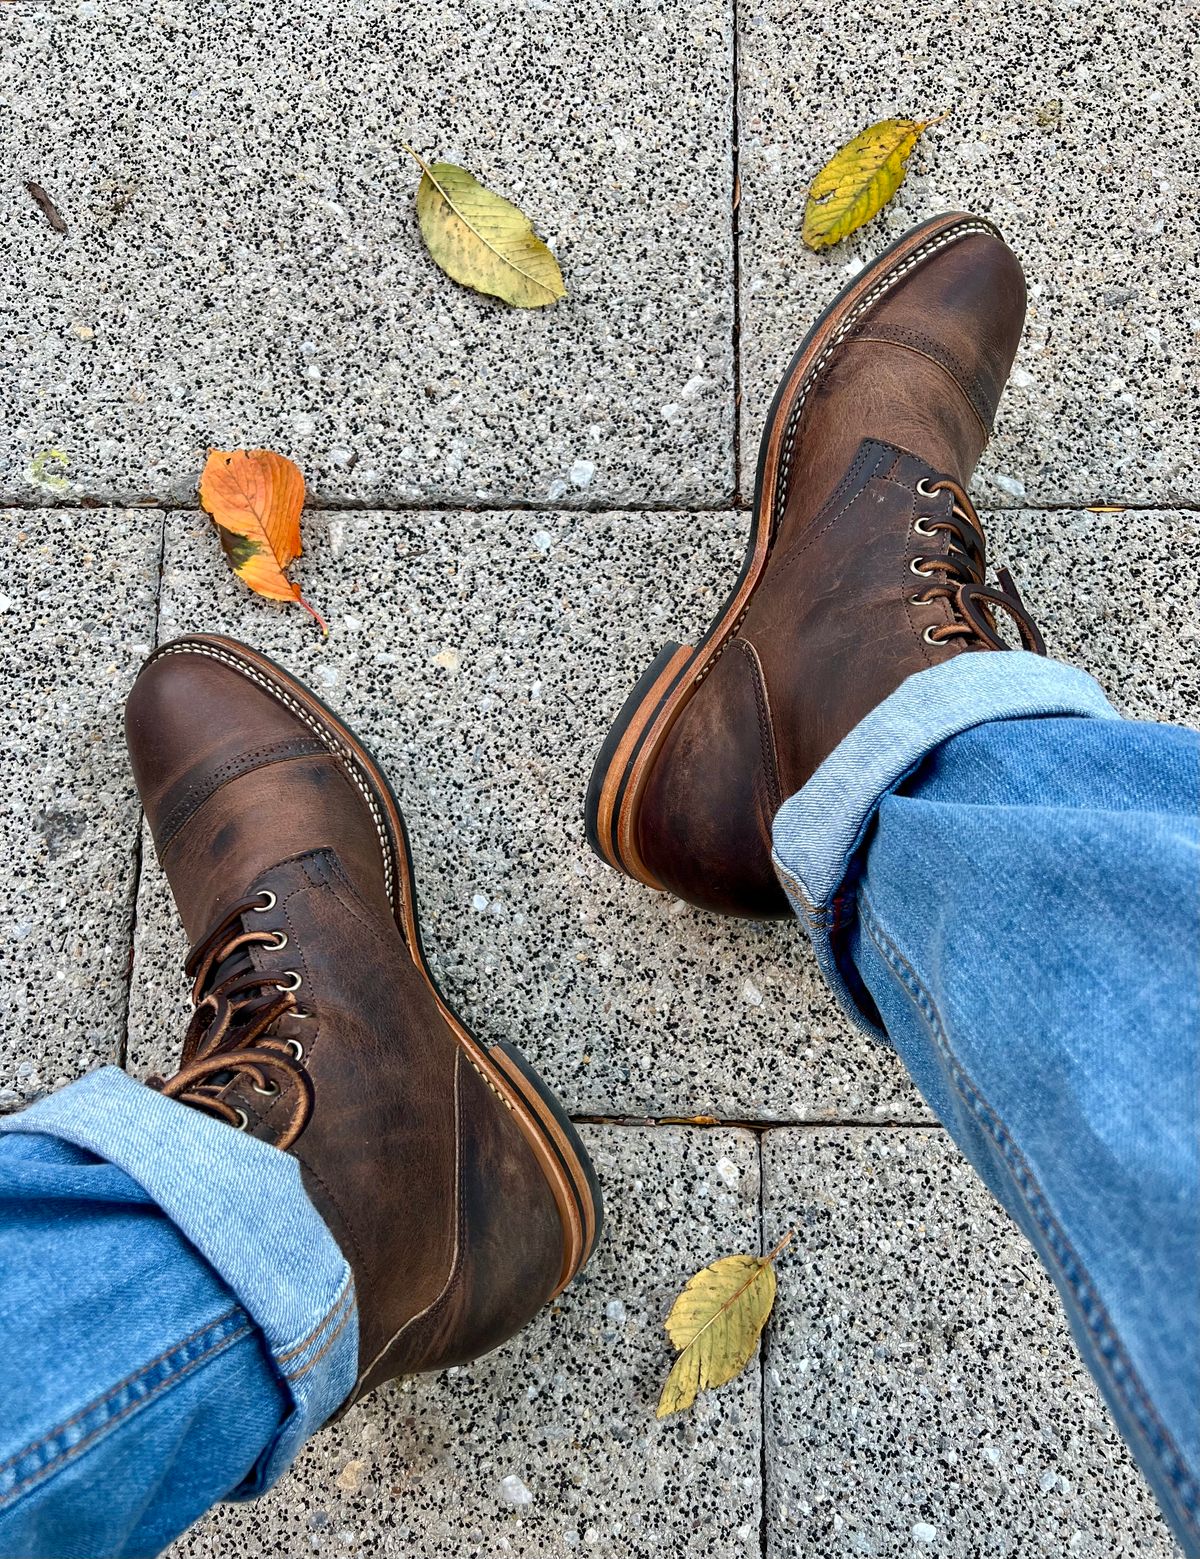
left=375, top=1054, right=564, bottom=1379
left=636, top=639, right=790, bottom=918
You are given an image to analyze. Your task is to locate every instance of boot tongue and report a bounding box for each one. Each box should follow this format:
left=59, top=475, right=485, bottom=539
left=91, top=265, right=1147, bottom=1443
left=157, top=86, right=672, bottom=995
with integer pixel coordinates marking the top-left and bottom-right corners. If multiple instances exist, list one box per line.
left=195, top=938, right=272, bottom=1090
left=207, top=942, right=257, bottom=995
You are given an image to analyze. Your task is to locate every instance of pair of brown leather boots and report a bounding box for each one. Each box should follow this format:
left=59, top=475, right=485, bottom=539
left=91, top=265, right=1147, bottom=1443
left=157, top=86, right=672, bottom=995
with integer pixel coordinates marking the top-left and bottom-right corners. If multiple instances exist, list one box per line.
left=125, top=211, right=1043, bottom=1409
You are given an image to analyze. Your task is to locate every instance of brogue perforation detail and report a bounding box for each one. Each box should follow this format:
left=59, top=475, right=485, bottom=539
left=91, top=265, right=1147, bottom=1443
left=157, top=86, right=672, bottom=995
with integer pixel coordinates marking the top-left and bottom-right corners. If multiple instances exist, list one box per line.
left=157, top=735, right=328, bottom=854
left=847, top=320, right=994, bottom=435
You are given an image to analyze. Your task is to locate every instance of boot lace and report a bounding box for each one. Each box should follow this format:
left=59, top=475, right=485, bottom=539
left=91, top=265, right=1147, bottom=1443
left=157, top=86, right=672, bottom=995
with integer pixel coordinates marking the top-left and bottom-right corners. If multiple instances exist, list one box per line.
left=910, top=477, right=1045, bottom=655
left=148, top=889, right=314, bottom=1150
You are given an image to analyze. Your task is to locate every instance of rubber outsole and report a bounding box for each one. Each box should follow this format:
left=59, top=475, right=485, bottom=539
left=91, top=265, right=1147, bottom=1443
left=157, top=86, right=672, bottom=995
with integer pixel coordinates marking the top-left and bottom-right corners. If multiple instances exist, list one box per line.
left=149, top=633, right=603, bottom=1294
left=584, top=212, right=1000, bottom=887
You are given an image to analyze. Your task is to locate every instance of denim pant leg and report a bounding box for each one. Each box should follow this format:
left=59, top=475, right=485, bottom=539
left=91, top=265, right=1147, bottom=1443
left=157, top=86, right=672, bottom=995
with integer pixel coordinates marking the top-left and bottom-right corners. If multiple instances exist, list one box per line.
left=772, top=653, right=1200, bottom=1558
left=0, top=1132, right=285, bottom=1558
left=0, top=1067, right=360, bottom=1557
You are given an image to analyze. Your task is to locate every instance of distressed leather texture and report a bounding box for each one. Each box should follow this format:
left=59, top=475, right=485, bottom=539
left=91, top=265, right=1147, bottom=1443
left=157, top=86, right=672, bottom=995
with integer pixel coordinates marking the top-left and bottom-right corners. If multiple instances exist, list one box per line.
left=126, top=645, right=563, bottom=1397
left=637, top=228, right=1032, bottom=918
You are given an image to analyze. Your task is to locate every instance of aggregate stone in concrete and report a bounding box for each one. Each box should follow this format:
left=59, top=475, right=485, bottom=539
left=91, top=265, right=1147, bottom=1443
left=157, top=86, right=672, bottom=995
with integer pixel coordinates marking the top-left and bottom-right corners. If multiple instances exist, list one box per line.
left=762, top=1129, right=1180, bottom=1557
left=0, top=510, right=159, bottom=1109
left=126, top=507, right=926, bottom=1122
left=127, top=504, right=1195, bottom=1117
left=167, top=1125, right=762, bottom=1559
left=989, top=509, right=1200, bottom=726
left=737, top=0, right=1200, bottom=508
left=2, top=0, right=734, bottom=508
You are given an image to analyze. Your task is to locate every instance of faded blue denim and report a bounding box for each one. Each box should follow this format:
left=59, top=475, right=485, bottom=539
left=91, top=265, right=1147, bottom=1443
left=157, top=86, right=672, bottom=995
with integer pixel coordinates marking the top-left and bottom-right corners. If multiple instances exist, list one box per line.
left=0, top=650, right=1195, bottom=1557
left=0, top=1068, right=358, bottom=1557
left=773, top=652, right=1200, bottom=1557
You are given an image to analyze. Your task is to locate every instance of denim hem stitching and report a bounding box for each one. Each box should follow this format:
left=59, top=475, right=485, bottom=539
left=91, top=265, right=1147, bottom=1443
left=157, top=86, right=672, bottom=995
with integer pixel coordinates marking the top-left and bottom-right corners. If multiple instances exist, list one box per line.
left=0, top=1310, right=253, bottom=1508
left=859, top=889, right=1200, bottom=1533
left=771, top=858, right=825, bottom=922
left=276, top=1270, right=356, bottom=1367
left=286, top=1293, right=357, bottom=1385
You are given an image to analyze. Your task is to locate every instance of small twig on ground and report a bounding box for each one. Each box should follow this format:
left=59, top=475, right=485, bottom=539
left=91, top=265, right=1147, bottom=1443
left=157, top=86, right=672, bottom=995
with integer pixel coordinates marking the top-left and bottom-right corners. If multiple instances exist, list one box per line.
left=24, top=181, right=68, bottom=233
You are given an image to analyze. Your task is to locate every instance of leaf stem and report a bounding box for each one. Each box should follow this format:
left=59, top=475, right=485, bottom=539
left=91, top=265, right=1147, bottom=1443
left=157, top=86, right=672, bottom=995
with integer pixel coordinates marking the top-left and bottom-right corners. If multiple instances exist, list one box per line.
left=400, top=142, right=432, bottom=178
left=297, top=593, right=330, bottom=636
left=763, top=1229, right=795, bottom=1264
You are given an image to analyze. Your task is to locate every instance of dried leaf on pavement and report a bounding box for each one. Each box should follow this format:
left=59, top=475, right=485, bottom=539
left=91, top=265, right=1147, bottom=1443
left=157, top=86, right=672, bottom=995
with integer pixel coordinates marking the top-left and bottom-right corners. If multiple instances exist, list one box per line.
left=199, top=449, right=327, bottom=633
left=802, top=116, right=945, bottom=251
left=656, top=1231, right=793, bottom=1418
left=406, top=147, right=565, bottom=309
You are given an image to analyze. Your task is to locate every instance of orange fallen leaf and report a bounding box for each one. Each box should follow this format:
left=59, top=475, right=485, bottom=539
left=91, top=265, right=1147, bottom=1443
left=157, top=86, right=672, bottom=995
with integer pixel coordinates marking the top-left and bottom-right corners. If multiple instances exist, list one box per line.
left=199, top=448, right=327, bottom=633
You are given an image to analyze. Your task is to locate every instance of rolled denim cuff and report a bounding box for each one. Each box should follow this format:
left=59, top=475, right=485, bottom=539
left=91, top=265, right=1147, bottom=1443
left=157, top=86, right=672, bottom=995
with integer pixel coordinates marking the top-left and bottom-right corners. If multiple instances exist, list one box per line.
left=771, top=652, right=1121, bottom=1034
left=0, top=1066, right=357, bottom=1495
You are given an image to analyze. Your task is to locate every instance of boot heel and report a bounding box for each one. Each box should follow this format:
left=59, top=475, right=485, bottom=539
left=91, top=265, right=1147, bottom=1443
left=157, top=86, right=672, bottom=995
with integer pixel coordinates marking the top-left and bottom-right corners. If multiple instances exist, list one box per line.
left=489, top=1040, right=604, bottom=1285
left=584, top=641, right=692, bottom=873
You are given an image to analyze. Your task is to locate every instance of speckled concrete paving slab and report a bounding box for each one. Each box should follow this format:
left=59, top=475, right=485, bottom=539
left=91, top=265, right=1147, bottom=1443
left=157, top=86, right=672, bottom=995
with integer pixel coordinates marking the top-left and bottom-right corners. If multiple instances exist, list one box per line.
left=126, top=506, right=922, bottom=1120
left=737, top=0, right=1199, bottom=508
left=165, top=1125, right=762, bottom=1559
left=126, top=504, right=1196, bottom=1120
left=0, top=510, right=159, bottom=1109
left=2, top=1, right=733, bottom=508
left=762, top=1129, right=1180, bottom=1557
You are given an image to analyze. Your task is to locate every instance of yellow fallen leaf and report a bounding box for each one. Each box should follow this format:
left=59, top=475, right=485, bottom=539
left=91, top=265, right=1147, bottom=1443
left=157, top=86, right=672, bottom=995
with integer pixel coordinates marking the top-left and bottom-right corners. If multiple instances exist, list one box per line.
left=656, top=1231, right=793, bottom=1418
left=405, top=146, right=565, bottom=309
left=199, top=448, right=327, bottom=633
left=802, top=115, right=946, bottom=252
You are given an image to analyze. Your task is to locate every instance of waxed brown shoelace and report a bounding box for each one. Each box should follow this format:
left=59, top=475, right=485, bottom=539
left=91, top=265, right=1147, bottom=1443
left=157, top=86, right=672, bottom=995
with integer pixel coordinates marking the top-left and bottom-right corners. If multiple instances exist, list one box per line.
left=912, top=477, right=1046, bottom=655
left=148, top=892, right=314, bottom=1150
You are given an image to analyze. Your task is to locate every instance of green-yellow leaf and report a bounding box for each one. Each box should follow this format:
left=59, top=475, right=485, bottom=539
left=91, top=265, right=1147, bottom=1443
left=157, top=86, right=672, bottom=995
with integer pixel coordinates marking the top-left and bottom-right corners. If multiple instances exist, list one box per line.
left=656, top=1232, right=793, bottom=1419
left=407, top=148, right=565, bottom=309
left=802, top=115, right=946, bottom=252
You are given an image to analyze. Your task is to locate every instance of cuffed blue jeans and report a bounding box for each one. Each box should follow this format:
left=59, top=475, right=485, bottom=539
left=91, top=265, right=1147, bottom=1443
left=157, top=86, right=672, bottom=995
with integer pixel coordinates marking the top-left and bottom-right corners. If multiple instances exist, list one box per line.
left=775, top=653, right=1200, bottom=1556
left=0, top=652, right=1196, bottom=1557
left=0, top=1071, right=358, bottom=1558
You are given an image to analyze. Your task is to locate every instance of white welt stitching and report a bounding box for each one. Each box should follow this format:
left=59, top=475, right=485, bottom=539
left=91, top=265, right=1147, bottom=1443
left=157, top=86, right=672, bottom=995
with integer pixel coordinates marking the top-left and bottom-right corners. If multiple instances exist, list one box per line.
left=155, top=642, right=395, bottom=908
left=772, top=220, right=995, bottom=535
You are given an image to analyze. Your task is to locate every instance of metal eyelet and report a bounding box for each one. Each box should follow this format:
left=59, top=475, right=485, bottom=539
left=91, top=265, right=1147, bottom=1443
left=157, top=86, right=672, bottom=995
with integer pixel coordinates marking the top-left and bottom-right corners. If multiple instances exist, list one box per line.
left=233, top=1108, right=250, bottom=1130
left=286, top=1038, right=305, bottom=1060
left=252, top=1079, right=279, bottom=1097
left=916, top=477, right=940, bottom=498
left=275, top=970, right=302, bottom=993
left=923, top=625, right=944, bottom=644
left=909, top=557, right=931, bottom=576
left=910, top=593, right=931, bottom=606
left=266, top=931, right=289, bottom=951
left=252, top=890, right=277, bottom=913
left=913, top=517, right=938, bottom=537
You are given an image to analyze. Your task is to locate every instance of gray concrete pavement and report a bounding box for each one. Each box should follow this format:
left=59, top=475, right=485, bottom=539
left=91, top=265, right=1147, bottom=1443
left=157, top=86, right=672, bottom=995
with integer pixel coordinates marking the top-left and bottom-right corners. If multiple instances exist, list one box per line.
left=1, top=0, right=1194, bottom=1553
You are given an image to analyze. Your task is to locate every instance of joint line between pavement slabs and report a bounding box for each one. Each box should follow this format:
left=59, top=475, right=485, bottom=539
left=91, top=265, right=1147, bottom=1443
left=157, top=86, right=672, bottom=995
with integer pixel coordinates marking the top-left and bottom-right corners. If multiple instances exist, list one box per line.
left=756, top=1127, right=769, bottom=1559
left=730, top=0, right=745, bottom=506
left=4, top=495, right=1198, bottom=517
left=572, top=1115, right=942, bottom=1132
left=116, top=508, right=168, bottom=1072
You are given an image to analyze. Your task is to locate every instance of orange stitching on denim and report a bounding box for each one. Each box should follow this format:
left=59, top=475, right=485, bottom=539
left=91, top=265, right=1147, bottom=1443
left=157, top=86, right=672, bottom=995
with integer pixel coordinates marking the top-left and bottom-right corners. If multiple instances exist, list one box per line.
left=276, top=1271, right=356, bottom=1366
left=284, top=1295, right=357, bottom=1384
left=0, top=1306, right=243, bottom=1475
left=1, top=1318, right=251, bottom=1504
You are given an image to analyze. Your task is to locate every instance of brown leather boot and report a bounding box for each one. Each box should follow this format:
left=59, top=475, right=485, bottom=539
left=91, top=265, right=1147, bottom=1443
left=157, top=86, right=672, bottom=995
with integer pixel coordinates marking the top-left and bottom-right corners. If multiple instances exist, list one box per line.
left=126, top=635, right=601, bottom=1402
left=586, top=212, right=1046, bottom=919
